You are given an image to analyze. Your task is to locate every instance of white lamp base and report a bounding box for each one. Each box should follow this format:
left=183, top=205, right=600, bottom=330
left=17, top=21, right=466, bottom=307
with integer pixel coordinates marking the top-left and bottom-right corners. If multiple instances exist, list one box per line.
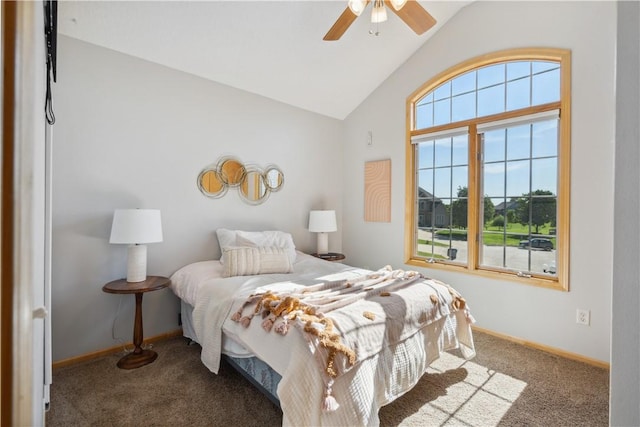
left=127, top=244, right=147, bottom=282
left=316, top=232, right=329, bottom=255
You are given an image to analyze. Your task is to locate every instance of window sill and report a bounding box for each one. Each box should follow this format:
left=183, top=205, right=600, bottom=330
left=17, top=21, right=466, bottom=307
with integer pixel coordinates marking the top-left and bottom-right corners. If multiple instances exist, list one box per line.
left=405, top=257, right=568, bottom=291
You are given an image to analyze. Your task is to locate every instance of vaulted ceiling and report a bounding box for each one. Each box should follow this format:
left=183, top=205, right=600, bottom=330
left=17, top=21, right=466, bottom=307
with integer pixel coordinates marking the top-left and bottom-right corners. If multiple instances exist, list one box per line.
left=58, top=1, right=471, bottom=120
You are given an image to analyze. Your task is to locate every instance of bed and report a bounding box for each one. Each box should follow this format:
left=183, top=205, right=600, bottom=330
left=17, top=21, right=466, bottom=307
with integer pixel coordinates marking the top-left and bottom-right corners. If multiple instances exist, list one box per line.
left=170, top=229, right=475, bottom=426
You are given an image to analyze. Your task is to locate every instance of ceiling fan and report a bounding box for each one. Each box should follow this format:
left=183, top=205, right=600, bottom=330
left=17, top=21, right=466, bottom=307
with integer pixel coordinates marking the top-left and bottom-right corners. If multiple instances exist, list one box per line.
left=323, top=0, right=437, bottom=41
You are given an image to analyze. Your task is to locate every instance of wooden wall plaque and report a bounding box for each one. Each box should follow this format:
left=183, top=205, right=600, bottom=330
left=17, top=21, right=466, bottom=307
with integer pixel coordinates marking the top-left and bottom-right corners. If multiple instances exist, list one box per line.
left=364, top=159, right=391, bottom=222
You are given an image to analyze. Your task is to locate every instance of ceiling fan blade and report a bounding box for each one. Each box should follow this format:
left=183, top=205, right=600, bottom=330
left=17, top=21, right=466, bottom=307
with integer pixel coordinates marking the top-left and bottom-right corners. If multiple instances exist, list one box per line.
left=386, top=0, right=436, bottom=35
left=323, top=1, right=370, bottom=41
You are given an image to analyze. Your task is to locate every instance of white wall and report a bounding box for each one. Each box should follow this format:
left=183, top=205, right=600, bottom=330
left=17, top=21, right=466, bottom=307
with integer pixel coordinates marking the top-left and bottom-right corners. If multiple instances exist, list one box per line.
left=343, top=1, right=616, bottom=363
left=51, top=36, right=344, bottom=361
left=611, top=1, right=640, bottom=425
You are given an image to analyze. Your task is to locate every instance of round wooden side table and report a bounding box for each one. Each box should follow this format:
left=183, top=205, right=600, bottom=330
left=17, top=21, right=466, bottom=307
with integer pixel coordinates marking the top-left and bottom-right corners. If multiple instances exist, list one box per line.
left=102, top=276, right=170, bottom=369
left=311, top=252, right=346, bottom=262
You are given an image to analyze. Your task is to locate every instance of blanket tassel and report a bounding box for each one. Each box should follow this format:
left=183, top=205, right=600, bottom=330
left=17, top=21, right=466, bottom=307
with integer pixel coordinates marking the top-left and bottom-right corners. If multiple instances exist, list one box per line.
left=262, top=316, right=275, bottom=332
left=239, top=315, right=253, bottom=328
left=322, top=380, right=339, bottom=412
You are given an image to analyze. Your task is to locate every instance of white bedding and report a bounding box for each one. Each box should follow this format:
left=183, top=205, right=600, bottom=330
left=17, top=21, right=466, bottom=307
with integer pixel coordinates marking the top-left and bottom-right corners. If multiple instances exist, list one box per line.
left=170, top=252, right=475, bottom=426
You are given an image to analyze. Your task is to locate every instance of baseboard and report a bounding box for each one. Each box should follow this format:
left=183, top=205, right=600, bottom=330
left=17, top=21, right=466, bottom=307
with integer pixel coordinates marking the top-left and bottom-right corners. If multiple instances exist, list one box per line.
left=472, top=325, right=610, bottom=370
left=52, top=329, right=184, bottom=370
left=53, top=326, right=610, bottom=371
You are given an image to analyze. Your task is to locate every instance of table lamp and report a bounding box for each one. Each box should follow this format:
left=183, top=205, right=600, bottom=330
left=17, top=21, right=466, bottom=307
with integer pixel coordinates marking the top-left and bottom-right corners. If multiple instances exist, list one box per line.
left=308, top=210, right=337, bottom=255
left=109, top=209, right=163, bottom=283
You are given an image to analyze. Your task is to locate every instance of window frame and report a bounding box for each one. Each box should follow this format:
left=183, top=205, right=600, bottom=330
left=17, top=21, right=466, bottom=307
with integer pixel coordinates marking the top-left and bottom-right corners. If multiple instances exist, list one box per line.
left=404, top=48, right=571, bottom=291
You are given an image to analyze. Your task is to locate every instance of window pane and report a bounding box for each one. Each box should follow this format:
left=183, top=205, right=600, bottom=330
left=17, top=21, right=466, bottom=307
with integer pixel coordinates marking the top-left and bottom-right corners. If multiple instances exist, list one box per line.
left=452, top=166, right=468, bottom=194
left=451, top=134, right=469, bottom=166
left=507, top=61, right=530, bottom=81
left=532, top=61, right=559, bottom=73
left=478, top=63, right=505, bottom=89
left=416, top=102, right=433, bottom=129
left=530, top=249, right=556, bottom=275
left=532, top=69, right=560, bottom=104
left=434, top=98, right=451, bottom=125
left=490, top=196, right=510, bottom=224
left=452, top=71, right=476, bottom=95
left=418, top=92, right=433, bottom=105
left=434, top=167, right=452, bottom=199
left=417, top=228, right=434, bottom=256
left=531, top=158, right=557, bottom=193
left=528, top=195, right=557, bottom=235
left=477, top=84, right=505, bottom=117
left=483, top=161, right=505, bottom=197
left=483, top=129, right=505, bottom=163
left=450, top=197, right=468, bottom=229
left=434, top=138, right=451, bottom=167
left=482, top=196, right=497, bottom=227
left=452, top=91, right=476, bottom=122
left=418, top=169, right=434, bottom=194
left=434, top=81, right=451, bottom=101
left=532, top=119, right=558, bottom=158
left=506, top=160, right=530, bottom=197
left=418, top=141, right=434, bottom=169
left=417, top=195, right=436, bottom=228
left=506, top=77, right=531, bottom=111
left=506, top=124, right=531, bottom=161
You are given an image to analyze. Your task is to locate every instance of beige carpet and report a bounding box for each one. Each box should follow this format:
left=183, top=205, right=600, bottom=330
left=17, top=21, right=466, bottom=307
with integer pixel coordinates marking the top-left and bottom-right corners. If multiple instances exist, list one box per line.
left=47, top=331, right=609, bottom=426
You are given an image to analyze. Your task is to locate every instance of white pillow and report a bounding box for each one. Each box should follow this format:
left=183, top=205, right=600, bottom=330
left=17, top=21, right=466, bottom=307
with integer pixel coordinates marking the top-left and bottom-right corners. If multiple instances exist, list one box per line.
left=222, top=246, right=293, bottom=277
left=216, top=228, right=237, bottom=254
left=216, top=229, right=297, bottom=264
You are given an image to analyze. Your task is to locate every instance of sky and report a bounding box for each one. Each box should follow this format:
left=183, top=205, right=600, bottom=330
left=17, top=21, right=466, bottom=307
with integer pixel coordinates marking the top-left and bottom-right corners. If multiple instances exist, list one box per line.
left=415, top=60, right=560, bottom=206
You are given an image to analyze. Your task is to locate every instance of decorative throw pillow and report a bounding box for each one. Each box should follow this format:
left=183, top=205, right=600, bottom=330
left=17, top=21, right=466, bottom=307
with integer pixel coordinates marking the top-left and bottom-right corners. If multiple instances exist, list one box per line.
left=216, top=229, right=297, bottom=265
left=222, top=246, right=293, bottom=278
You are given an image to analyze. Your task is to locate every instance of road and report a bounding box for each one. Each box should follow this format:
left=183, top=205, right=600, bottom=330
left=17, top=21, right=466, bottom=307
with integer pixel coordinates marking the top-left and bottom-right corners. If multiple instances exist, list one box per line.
left=417, top=229, right=556, bottom=275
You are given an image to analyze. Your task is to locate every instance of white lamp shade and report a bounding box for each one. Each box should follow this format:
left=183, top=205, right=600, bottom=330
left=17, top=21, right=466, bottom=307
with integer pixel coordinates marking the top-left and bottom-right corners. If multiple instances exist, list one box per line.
left=348, top=0, right=366, bottom=16
left=371, top=2, right=387, bottom=23
left=308, top=210, right=337, bottom=233
left=389, top=0, right=407, bottom=11
left=109, top=209, right=163, bottom=244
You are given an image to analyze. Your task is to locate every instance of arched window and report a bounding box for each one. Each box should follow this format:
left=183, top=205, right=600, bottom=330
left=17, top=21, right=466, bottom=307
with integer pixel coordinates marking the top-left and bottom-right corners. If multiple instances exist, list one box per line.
left=405, top=48, right=571, bottom=290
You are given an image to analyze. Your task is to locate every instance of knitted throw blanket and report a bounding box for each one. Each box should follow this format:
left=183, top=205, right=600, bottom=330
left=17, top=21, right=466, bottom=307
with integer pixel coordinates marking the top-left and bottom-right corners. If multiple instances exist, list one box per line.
left=229, top=266, right=469, bottom=411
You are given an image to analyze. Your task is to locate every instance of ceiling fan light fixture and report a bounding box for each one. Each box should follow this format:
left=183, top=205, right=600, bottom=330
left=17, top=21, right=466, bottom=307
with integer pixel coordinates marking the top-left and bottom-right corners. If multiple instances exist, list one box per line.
left=348, top=0, right=366, bottom=16
left=390, top=0, right=408, bottom=11
left=371, top=0, right=387, bottom=23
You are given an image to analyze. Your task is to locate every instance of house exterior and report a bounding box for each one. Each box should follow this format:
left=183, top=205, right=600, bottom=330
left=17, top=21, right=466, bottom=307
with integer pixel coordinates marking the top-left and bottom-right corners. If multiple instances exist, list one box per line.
left=417, top=187, right=449, bottom=228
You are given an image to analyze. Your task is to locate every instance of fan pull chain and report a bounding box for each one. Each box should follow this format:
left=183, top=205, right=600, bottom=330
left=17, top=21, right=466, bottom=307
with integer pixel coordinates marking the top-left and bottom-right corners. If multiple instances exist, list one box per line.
left=369, top=21, right=381, bottom=36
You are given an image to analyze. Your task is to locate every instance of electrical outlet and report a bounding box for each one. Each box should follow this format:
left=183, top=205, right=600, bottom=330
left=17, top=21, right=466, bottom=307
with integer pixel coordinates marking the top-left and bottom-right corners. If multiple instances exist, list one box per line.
left=576, top=309, right=590, bottom=326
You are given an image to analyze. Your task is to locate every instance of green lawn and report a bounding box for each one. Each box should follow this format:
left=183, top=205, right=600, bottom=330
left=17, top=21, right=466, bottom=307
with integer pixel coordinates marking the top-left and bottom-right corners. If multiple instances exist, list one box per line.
left=484, top=223, right=556, bottom=235
left=417, top=251, right=446, bottom=259
left=417, top=239, right=448, bottom=248
left=432, top=223, right=557, bottom=247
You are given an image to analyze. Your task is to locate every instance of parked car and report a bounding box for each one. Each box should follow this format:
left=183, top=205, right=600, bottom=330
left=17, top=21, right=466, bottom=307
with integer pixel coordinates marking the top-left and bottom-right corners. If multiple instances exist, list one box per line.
left=518, top=237, right=554, bottom=251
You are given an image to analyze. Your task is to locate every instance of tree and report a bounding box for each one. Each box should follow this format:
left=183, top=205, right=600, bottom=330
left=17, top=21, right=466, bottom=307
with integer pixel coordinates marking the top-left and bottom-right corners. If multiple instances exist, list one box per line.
left=491, top=215, right=505, bottom=229
left=450, top=187, right=468, bottom=228
left=516, top=190, right=556, bottom=234
left=484, top=197, right=495, bottom=225
left=506, top=209, right=517, bottom=227
left=450, top=186, right=495, bottom=229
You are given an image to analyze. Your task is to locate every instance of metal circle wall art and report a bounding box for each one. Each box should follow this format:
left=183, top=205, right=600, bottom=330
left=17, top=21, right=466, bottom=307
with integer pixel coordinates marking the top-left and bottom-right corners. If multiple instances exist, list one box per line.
left=197, top=157, right=284, bottom=205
